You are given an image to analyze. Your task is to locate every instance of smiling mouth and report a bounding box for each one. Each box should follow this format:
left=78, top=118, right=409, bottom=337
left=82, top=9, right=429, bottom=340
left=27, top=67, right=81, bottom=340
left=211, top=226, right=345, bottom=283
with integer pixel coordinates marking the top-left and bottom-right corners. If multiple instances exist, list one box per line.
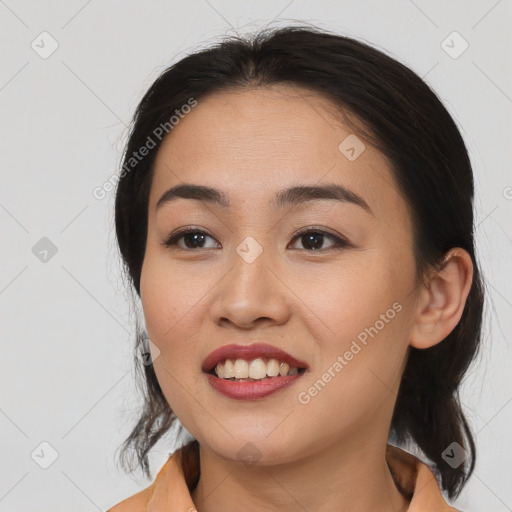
left=201, top=342, right=310, bottom=387
left=204, top=355, right=308, bottom=400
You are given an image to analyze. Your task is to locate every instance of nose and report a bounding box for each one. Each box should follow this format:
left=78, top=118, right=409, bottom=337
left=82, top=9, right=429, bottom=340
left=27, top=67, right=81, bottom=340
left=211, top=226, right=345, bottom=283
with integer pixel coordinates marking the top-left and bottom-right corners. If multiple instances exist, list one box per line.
left=209, top=240, right=291, bottom=330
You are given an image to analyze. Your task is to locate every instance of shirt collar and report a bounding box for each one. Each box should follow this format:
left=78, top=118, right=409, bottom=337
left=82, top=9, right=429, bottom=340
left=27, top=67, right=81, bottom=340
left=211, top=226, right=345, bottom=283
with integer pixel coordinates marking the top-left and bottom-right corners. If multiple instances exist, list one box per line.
left=112, top=441, right=460, bottom=511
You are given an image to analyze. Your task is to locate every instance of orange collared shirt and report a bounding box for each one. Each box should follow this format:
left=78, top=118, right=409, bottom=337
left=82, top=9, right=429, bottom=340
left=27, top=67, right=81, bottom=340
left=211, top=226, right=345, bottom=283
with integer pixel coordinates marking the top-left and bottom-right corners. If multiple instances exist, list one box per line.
left=107, top=442, right=463, bottom=511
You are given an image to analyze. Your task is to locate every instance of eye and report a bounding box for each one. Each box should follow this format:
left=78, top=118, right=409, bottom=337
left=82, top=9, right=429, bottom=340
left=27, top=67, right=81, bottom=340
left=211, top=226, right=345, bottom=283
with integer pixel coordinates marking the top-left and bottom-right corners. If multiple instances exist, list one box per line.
left=163, top=227, right=219, bottom=250
left=288, top=227, right=349, bottom=252
left=162, top=226, right=349, bottom=252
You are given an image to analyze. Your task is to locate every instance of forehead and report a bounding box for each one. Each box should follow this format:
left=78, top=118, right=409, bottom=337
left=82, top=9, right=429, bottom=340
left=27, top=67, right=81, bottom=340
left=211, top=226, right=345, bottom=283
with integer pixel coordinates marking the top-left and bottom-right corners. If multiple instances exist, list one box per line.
left=150, top=85, right=407, bottom=221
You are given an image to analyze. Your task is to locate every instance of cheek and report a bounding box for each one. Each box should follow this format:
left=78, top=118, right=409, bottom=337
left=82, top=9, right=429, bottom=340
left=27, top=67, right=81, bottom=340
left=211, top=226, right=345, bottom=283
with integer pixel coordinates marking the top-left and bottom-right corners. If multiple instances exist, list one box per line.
left=140, top=251, right=207, bottom=343
left=307, top=256, right=396, bottom=339
left=139, top=255, right=202, bottom=416
left=305, top=257, right=410, bottom=394
left=139, top=249, right=219, bottom=380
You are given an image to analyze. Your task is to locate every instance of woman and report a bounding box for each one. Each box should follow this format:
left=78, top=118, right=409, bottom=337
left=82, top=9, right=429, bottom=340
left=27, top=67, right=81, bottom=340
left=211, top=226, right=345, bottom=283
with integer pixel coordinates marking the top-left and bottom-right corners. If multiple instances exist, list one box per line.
left=108, top=25, right=483, bottom=511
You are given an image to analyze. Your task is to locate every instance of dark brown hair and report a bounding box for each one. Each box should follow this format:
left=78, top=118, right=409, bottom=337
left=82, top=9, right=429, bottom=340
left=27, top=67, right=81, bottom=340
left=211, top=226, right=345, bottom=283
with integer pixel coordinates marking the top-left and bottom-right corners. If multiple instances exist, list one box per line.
left=114, top=25, right=484, bottom=499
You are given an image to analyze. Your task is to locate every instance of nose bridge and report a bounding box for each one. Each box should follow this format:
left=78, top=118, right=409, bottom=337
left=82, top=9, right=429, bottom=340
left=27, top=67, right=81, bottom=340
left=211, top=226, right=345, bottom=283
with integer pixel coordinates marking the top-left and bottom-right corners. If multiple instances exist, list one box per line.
left=210, top=232, right=290, bottom=327
left=235, top=234, right=266, bottom=266
left=229, top=233, right=273, bottom=298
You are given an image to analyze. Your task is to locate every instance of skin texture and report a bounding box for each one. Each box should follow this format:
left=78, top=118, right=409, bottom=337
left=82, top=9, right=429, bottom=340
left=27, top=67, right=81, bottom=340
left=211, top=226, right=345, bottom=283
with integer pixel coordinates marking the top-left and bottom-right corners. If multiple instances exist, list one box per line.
left=139, top=85, right=473, bottom=512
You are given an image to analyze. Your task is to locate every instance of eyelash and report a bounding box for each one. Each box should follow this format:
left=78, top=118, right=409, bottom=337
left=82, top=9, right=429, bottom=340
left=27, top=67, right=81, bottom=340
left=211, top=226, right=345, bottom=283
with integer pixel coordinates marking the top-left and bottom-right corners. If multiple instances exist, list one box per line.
left=162, top=226, right=350, bottom=252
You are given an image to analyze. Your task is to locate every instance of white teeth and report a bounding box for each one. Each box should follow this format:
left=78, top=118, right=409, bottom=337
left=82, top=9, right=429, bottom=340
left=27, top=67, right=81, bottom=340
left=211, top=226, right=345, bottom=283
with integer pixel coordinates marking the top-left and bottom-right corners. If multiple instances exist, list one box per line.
left=279, top=362, right=290, bottom=376
left=214, top=358, right=301, bottom=380
left=223, top=359, right=235, bottom=378
left=267, top=358, right=280, bottom=377
left=249, top=358, right=267, bottom=379
left=234, top=359, right=249, bottom=378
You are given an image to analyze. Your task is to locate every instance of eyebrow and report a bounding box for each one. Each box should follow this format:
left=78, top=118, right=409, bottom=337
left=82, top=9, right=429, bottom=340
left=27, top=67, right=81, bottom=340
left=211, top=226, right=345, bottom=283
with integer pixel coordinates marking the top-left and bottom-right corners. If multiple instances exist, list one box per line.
left=156, top=183, right=372, bottom=214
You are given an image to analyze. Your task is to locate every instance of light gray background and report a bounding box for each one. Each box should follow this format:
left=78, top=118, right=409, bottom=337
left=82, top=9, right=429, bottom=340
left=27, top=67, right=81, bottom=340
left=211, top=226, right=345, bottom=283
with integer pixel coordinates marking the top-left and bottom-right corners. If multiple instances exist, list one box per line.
left=1, top=1, right=511, bottom=511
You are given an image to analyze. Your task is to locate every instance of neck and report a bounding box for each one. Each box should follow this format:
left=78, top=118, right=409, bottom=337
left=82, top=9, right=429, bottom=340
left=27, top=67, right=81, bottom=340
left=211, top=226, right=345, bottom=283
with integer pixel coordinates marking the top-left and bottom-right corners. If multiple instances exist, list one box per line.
left=190, top=433, right=409, bottom=512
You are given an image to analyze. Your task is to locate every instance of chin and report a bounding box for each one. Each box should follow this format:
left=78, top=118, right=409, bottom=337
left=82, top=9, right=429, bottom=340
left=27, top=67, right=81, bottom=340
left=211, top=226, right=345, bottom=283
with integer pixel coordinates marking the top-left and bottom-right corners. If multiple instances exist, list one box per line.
left=199, top=430, right=304, bottom=467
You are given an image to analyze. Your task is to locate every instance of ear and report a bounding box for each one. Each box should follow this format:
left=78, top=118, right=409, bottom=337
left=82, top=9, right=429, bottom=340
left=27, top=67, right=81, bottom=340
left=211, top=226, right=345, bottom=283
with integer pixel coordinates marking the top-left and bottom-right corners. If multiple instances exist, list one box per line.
left=409, top=248, right=474, bottom=349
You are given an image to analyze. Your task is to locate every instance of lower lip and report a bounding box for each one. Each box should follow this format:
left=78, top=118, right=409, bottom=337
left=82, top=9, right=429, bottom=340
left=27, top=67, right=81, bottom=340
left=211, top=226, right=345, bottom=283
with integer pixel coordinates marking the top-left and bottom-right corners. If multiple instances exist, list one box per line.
left=205, top=372, right=305, bottom=400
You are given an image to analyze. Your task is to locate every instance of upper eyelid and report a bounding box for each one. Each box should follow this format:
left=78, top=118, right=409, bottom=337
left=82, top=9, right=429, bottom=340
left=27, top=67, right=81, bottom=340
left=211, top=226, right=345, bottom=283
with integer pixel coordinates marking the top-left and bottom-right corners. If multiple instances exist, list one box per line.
left=291, top=226, right=345, bottom=239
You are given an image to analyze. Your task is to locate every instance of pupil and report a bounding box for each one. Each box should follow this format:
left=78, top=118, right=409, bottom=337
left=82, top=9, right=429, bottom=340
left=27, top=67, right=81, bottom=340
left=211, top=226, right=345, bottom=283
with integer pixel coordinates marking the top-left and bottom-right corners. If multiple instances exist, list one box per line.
left=303, top=233, right=323, bottom=250
left=184, top=233, right=205, bottom=249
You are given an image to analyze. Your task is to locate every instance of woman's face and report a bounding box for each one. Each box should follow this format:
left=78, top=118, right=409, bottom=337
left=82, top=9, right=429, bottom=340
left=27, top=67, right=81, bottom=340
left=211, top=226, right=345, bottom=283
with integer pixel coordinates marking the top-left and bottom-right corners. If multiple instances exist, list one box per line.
left=140, top=85, right=421, bottom=464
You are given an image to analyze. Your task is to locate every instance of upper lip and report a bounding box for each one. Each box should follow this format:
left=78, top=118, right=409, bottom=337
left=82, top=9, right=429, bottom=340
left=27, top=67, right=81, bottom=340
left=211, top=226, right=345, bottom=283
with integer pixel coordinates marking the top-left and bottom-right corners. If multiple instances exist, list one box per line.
left=202, top=343, right=309, bottom=373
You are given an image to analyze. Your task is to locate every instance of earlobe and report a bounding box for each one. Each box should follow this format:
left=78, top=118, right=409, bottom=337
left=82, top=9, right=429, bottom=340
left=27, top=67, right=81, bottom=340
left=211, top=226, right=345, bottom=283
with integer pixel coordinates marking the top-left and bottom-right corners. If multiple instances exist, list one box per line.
left=409, top=248, right=474, bottom=350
